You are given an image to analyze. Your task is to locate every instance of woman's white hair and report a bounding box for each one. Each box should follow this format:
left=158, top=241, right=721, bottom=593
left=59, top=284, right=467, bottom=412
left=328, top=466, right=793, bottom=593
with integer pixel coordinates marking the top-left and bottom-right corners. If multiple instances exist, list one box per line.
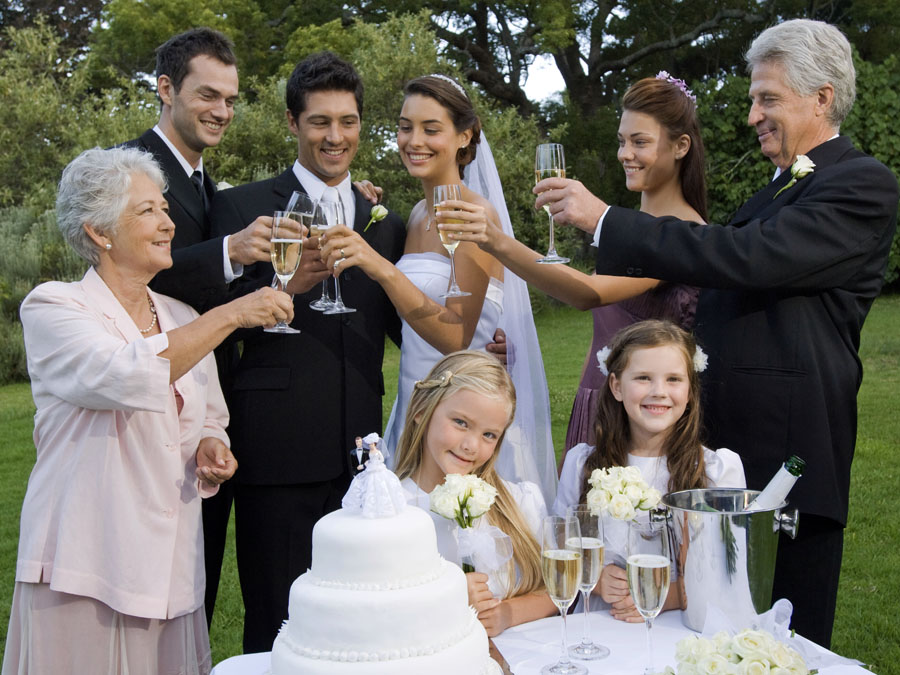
left=56, top=146, right=167, bottom=266
left=746, top=18, right=856, bottom=127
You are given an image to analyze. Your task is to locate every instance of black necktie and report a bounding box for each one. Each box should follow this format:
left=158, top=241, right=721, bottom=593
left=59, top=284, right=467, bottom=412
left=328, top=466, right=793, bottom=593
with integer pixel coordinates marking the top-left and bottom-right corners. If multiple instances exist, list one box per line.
left=191, top=170, right=208, bottom=213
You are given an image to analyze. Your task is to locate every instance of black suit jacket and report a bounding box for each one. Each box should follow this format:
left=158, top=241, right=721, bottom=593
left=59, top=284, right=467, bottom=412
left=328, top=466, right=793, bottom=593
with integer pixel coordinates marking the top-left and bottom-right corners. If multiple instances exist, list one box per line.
left=208, top=168, right=406, bottom=485
left=121, top=129, right=228, bottom=312
left=595, top=136, right=898, bottom=524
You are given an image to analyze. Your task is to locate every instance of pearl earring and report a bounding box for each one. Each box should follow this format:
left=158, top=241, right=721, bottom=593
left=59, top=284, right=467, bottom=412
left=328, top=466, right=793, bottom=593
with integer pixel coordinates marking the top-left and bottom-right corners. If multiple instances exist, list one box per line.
left=105, top=243, right=112, bottom=250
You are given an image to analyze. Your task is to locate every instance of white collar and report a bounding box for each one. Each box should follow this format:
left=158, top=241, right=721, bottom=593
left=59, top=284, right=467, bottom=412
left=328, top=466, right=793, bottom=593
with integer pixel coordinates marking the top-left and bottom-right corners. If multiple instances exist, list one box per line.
left=291, top=160, right=352, bottom=205
left=152, top=125, right=203, bottom=179
left=771, top=133, right=839, bottom=180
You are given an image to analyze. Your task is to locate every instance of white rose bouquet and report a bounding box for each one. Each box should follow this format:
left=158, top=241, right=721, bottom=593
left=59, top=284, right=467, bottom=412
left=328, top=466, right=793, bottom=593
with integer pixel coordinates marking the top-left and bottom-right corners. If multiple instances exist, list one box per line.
left=429, top=474, right=499, bottom=572
left=656, top=629, right=816, bottom=675
left=586, top=465, right=661, bottom=520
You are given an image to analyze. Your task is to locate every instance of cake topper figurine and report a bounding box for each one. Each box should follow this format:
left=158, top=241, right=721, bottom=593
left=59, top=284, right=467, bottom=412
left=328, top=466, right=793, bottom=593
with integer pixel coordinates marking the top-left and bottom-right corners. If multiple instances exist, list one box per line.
left=341, top=432, right=407, bottom=518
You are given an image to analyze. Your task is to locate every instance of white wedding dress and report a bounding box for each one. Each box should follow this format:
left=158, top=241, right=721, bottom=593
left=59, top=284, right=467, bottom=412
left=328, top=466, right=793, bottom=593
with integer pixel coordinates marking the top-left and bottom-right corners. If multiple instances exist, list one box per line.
left=383, top=252, right=504, bottom=456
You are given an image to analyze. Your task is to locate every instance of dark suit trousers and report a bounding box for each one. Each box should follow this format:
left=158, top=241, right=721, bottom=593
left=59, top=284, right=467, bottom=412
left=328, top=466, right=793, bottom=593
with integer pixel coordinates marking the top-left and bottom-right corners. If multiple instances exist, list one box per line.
left=235, top=477, right=351, bottom=653
left=771, top=514, right=843, bottom=648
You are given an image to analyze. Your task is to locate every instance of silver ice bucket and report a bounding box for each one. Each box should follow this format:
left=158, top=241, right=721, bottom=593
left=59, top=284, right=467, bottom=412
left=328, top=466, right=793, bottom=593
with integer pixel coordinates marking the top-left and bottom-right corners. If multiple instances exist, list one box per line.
left=659, top=488, right=798, bottom=631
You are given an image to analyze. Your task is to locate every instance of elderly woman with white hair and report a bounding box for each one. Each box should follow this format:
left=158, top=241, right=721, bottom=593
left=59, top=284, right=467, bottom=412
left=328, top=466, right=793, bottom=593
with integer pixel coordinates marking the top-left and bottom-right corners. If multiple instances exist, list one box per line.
left=1, top=146, right=293, bottom=675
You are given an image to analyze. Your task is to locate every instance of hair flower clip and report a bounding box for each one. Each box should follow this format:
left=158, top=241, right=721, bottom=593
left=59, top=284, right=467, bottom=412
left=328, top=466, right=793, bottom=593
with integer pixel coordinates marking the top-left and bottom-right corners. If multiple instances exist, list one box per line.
left=693, top=346, right=708, bottom=372
left=596, top=346, right=612, bottom=376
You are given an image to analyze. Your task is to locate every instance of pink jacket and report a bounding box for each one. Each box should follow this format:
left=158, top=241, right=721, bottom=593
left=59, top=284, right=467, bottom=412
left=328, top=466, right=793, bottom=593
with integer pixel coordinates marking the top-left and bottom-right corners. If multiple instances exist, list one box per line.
left=16, top=266, right=229, bottom=619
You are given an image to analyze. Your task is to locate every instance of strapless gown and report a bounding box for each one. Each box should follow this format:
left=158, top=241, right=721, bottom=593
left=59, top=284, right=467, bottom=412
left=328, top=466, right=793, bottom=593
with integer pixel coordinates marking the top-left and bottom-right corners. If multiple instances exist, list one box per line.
left=383, top=252, right=503, bottom=458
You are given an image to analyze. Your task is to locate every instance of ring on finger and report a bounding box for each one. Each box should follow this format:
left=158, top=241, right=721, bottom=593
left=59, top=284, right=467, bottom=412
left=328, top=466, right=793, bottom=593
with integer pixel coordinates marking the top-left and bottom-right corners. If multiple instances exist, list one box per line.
left=340, top=248, right=346, bottom=259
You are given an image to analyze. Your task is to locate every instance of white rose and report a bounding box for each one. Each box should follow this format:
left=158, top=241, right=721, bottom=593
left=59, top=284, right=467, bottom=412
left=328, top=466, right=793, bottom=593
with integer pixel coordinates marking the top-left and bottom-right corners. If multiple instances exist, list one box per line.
left=738, top=660, right=770, bottom=675
left=429, top=489, right=458, bottom=520
left=624, top=483, right=644, bottom=507
left=768, top=642, right=794, bottom=669
left=587, top=468, right=607, bottom=490
left=640, top=487, right=662, bottom=510
left=791, top=155, right=815, bottom=179
left=466, top=481, right=498, bottom=518
left=608, top=493, right=636, bottom=521
left=622, top=465, right=644, bottom=483
left=586, top=486, right=611, bottom=515
left=733, top=630, right=770, bottom=663
left=698, top=653, right=733, bottom=674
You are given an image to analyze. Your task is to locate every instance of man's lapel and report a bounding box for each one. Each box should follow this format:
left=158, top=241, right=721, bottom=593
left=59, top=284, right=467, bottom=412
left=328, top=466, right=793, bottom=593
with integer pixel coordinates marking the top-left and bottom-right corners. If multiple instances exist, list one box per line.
left=139, top=130, right=205, bottom=226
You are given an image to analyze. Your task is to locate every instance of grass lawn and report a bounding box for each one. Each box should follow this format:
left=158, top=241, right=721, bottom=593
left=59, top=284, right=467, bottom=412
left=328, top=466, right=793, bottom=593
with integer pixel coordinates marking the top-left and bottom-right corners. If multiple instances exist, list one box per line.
left=0, top=296, right=897, bottom=672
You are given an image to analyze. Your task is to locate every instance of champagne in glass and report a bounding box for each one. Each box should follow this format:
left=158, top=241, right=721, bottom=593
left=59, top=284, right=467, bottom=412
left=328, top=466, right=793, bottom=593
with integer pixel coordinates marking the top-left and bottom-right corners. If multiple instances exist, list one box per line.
left=316, top=200, right=356, bottom=315
left=627, top=520, right=672, bottom=675
left=565, top=505, right=609, bottom=660
left=433, top=184, right=471, bottom=298
left=534, top=143, right=570, bottom=264
left=265, top=210, right=303, bottom=334
left=540, top=516, right=587, bottom=675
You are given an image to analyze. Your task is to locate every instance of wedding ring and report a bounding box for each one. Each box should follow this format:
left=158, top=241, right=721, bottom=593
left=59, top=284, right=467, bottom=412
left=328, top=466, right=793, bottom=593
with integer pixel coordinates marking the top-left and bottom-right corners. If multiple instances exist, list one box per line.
left=340, top=248, right=346, bottom=259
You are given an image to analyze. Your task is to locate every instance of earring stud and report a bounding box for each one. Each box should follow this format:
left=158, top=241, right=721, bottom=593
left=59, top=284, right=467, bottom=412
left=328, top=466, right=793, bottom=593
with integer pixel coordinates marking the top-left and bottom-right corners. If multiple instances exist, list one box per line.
left=105, top=243, right=112, bottom=250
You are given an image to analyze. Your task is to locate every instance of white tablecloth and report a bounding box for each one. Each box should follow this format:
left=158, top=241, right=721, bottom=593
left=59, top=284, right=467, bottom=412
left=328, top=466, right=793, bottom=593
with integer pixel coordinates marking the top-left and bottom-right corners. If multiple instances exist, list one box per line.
left=210, top=610, right=868, bottom=674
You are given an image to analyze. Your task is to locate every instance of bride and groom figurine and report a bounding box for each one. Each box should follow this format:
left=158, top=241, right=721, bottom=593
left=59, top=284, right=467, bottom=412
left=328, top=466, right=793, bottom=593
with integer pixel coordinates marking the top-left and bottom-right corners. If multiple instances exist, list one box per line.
left=343, top=432, right=406, bottom=519
left=350, top=432, right=387, bottom=474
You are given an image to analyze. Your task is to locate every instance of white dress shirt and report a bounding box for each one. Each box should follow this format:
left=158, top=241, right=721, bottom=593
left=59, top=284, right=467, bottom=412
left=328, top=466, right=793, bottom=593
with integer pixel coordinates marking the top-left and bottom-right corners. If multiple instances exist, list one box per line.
left=291, top=160, right=356, bottom=227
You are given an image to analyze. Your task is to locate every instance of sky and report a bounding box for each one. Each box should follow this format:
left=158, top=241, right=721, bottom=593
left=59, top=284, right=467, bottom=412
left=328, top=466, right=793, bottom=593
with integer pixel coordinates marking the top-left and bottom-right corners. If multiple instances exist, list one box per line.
left=523, top=55, right=567, bottom=102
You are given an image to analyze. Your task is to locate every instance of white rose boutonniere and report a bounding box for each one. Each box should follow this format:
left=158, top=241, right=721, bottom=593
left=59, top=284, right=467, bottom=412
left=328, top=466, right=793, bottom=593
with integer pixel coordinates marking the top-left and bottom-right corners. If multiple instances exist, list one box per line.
left=774, top=155, right=815, bottom=198
left=364, top=204, right=389, bottom=232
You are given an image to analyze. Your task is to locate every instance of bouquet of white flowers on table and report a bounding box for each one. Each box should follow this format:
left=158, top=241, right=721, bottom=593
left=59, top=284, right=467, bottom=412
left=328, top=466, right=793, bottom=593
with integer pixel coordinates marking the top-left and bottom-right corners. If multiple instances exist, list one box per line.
left=430, top=474, right=501, bottom=573
left=586, top=465, right=662, bottom=521
left=656, top=628, right=816, bottom=675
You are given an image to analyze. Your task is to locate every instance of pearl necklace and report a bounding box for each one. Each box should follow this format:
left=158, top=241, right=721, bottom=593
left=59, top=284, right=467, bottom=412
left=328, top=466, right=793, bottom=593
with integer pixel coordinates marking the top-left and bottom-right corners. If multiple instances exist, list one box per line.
left=139, top=295, right=157, bottom=334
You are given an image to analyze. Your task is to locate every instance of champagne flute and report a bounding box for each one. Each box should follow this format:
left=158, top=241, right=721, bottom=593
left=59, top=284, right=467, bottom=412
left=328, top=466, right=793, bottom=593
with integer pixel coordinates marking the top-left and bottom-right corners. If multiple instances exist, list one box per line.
left=281, top=191, right=329, bottom=313
left=433, top=184, right=471, bottom=298
left=264, top=210, right=303, bottom=334
left=627, top=520, right=672, bottom=675
left=566, top=505, right=609, bottom=660
left=479, top=531, right=515, bottom=600
left=540, top=515, right=587, bottom=675
left=534, top=143, right=570, bottom=264
left=314, top=200, right=356, bottom=315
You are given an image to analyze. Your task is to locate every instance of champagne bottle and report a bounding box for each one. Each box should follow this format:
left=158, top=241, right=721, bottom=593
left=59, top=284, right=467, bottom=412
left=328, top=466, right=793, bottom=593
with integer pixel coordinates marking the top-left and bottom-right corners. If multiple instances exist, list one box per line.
left=745, top=455, right=805, bottom=511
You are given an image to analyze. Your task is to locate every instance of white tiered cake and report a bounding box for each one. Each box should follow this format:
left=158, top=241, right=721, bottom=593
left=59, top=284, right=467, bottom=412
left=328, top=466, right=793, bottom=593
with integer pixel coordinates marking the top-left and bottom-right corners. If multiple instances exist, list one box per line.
left=270, top=449, right=501, bottom=674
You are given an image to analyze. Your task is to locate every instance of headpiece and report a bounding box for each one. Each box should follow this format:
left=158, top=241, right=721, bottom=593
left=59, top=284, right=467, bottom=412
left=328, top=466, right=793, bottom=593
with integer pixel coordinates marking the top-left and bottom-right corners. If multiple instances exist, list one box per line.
left=427, top=73, right=467, bottom=98
left=596, top=344, right=708, bottom=376
left=656, top=71, right=697, bottom=103
left=414, top=369, right=454, bottom=390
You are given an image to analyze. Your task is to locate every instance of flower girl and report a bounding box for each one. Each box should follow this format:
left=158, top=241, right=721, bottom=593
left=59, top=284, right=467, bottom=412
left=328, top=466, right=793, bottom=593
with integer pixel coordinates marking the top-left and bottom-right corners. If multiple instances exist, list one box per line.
left=394, top=350, right=556, bottom=636
left=553, top=320, right=746, bottom=621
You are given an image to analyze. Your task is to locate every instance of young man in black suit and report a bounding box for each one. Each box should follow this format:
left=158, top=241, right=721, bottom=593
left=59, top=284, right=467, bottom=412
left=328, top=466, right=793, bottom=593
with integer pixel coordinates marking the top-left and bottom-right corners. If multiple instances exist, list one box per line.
left=208, top=51, right=406, bottom=652
left=532, top=19, right=898, bottom=648
left=120, top=27, right=274, bottom=628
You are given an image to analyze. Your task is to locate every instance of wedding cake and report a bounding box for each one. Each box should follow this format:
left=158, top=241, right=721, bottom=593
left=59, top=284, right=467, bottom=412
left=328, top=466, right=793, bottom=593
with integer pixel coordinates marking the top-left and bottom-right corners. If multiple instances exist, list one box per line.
left=270, top=447, right=501, bottom=674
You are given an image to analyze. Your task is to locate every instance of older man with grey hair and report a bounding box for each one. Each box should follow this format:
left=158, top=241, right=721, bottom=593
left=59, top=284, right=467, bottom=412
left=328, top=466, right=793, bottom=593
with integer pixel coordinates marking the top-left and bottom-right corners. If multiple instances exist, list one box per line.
left=535, top=19, right=897, bottom=646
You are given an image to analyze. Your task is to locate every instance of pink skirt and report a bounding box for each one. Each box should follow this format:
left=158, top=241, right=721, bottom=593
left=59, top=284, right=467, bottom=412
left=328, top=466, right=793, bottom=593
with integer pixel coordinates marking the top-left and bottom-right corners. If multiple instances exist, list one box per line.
left=1, top=582, right=211, bottom=675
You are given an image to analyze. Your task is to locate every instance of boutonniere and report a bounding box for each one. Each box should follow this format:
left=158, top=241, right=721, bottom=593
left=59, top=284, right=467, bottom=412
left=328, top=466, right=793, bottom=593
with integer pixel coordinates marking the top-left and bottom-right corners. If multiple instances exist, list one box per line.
left=216, top=181, right=234, bottom=191
left=773, top=155, right=815, bottom=198
left=364, top=204, right=388, bottom=232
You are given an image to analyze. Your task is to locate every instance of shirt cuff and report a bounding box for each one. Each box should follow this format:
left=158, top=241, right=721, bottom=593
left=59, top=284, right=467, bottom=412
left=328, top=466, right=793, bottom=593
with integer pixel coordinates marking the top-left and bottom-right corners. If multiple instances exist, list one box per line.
left=222, top=235, right=243, bottom=282
left=591, top=207, right=610, bottom=248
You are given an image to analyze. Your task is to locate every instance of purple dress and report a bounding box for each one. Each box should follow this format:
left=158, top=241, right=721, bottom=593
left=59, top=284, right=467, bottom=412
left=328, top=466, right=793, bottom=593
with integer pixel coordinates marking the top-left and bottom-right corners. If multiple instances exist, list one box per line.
left=564, top=282, right=699, bottom=451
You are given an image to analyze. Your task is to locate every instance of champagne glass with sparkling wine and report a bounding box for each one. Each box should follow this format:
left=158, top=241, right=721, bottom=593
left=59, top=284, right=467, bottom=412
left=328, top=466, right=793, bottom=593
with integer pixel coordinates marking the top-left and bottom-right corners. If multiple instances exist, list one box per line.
left=566, top=505, right=609, bottom=660
left=265, top=210, right=304, bottom=334
left=314, top=200, right=356, bottom=315
left=534, top=143, right=569, bottom=264
left=540, top=515, right=586, bottom=675
left=433, top=183, right=471, bottom=298
left=627, top=520, right=672, bottom=675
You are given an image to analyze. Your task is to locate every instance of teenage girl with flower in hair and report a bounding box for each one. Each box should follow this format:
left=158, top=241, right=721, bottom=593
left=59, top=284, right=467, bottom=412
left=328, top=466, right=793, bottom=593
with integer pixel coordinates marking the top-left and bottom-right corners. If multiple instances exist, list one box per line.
left=393, top=350, right=556, bottom=636
left=445, top=73, right=707, bottom=460
left=553, top=320, right=746, bottom=622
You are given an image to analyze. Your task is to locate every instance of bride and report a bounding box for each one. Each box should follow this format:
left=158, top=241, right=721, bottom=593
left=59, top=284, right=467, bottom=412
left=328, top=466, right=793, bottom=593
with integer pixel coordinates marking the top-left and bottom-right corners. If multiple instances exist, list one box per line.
left=321, top=74, right=556, bottom=505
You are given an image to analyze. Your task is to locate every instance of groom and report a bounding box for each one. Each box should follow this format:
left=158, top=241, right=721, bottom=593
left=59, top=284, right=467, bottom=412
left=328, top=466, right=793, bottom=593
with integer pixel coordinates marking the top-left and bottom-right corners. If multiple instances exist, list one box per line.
left=536, top=19, right=898, bottom=647
left=208, top=51, right=406, bottom=652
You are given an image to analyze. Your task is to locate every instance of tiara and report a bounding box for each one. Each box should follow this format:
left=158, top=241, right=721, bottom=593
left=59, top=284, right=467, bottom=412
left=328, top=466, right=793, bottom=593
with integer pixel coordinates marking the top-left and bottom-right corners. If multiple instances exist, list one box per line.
left=595, top=344, right=708, bottom=376
left=427, top=73, right=467, bottom=98
left=656, top=71, right=696, bottom=103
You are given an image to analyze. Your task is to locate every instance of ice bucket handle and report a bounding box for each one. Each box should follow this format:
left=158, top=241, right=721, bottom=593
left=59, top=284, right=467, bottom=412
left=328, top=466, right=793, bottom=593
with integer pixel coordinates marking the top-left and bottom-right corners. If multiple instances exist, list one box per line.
left=774, top=507, right=799, bottom=539
left=649, top=506, right=670, bottom=526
